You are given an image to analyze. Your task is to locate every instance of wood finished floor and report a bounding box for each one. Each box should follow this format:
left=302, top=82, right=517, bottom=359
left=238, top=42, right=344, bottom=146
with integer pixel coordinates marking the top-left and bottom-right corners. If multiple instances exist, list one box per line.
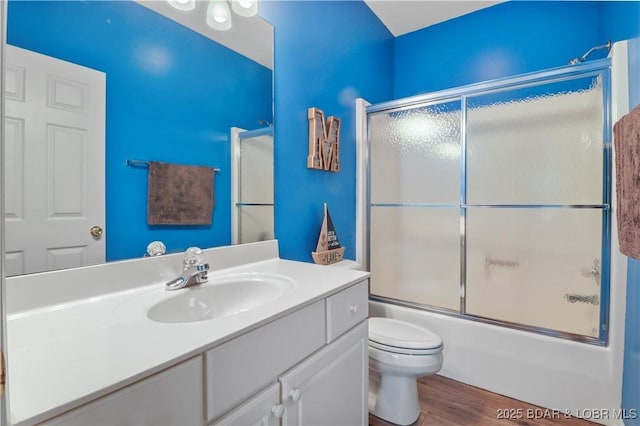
left=368, top=375, right=596, bottom=426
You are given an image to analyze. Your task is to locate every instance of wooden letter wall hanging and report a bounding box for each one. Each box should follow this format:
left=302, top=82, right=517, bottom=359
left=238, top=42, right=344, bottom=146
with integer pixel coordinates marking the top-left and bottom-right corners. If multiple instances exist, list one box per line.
left=307, top=107, right=341, bottom=172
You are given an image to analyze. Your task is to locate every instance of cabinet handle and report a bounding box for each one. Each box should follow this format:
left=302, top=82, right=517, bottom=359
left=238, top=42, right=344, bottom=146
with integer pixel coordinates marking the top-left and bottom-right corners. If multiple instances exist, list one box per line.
left=289, top=388, right=302, bottom=402
left=271, top=404, right=285, bottom=419
left=349, top=304, right=360, bottom=314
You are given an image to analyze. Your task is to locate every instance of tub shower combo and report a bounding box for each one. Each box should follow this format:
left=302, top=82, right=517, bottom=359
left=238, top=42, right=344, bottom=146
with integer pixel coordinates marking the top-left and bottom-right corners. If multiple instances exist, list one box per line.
left=362, top=40, right=631, bottom=416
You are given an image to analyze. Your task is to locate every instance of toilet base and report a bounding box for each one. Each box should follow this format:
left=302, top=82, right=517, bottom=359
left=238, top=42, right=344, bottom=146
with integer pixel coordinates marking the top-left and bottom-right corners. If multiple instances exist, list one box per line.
left=369, top=370, right=420, bottom=425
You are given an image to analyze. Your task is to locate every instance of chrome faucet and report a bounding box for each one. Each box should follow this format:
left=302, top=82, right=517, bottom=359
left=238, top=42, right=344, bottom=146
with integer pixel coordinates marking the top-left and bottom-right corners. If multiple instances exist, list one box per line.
left=165, top=247, right=209, bottom=290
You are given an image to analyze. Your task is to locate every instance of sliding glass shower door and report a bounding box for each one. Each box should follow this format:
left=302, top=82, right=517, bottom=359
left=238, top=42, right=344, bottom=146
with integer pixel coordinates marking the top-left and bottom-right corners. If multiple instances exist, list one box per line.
left=368, top=61, right=611, bottom=344
left=369, top=101, right=462, bottom=311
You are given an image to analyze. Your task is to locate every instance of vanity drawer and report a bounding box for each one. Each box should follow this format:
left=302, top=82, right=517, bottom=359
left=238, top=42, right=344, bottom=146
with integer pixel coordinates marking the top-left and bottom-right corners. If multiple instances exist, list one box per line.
left=43, top=356, right=203, bottom=426
left=326, top=279, right=369, bottom=343
left=205, top=300, right=325, bottom=422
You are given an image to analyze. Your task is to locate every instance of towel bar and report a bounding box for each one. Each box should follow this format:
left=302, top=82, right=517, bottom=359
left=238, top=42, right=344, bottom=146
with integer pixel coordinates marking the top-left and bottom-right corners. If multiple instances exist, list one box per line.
left=125, top=159, right=220, bottom=172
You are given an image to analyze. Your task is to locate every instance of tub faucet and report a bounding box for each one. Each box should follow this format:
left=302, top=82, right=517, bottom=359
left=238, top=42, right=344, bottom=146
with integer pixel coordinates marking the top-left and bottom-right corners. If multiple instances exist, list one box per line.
left=165, top=247, right=209, bottom=291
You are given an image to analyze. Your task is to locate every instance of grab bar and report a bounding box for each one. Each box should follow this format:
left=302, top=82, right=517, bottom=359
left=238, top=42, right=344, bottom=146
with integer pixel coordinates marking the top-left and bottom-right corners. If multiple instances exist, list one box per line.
left=485, top=257, right=519, bottom=268
left=564, top=293, right=599, bottom=305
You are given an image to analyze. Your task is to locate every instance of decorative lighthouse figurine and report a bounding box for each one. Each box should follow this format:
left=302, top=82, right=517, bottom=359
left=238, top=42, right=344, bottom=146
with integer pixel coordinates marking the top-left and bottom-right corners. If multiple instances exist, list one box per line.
left=312, top=203, right=345, bottom=265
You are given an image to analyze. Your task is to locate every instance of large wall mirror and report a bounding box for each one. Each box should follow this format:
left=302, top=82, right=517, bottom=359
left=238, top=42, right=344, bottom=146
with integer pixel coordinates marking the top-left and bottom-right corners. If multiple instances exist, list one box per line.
left=4, top=0, right=274, bottom=277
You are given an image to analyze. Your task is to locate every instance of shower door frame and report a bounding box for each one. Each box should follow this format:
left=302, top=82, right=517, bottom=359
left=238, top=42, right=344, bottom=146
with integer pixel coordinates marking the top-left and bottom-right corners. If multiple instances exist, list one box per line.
left=365, top=58, right=612, bottom=346
left=230, top=126, right=275, bottom=245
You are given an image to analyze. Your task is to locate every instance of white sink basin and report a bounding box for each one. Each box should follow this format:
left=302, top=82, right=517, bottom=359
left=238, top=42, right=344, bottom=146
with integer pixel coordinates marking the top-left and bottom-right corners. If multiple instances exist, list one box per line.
left=147, top=273, right=295, bottom=323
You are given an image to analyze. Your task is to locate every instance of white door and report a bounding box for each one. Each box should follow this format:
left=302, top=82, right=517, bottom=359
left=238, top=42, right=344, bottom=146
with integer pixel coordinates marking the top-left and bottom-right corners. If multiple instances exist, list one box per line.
left=280, top=322, right=368, bottom=426
left=4, top=45, right=106, bottom=276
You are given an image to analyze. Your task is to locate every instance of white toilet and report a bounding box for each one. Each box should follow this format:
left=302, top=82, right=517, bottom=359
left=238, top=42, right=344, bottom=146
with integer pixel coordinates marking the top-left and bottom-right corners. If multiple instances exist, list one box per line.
left=368, top=317, right=443, bottom=425
left=326, top=261, right=443, bottom=424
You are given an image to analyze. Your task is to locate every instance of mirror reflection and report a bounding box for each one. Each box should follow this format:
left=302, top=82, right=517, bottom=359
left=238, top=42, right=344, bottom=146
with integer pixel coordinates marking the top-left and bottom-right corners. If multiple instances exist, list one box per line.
left=4, top=0, right=274, bottom=276
left=232, top=126, right=274, bottom=244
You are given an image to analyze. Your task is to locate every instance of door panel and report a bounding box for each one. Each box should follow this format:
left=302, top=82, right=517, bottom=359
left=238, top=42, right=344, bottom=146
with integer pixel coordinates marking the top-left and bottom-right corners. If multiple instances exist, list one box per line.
left=212, top=383, right=281, bottom=426
left=4, top=45, right=105, bottom=276
left=280, top=322, right=368, bottom=426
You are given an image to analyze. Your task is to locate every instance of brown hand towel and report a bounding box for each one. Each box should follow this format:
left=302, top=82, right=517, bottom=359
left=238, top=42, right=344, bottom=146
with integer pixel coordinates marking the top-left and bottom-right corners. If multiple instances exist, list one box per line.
left=614, top=103, right=640, bottom=258
left=147, top=161, right=215, bottom=225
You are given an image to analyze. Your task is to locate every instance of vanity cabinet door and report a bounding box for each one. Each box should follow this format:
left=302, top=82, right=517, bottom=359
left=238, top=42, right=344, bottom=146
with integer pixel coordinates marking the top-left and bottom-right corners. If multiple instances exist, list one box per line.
left=42, top=356, right=204, bottom=426
left=280, top=321, right=368, bottom=426
left=205, top=300, right=325, bottom=422
left=211, top=383, right=283, bottom=426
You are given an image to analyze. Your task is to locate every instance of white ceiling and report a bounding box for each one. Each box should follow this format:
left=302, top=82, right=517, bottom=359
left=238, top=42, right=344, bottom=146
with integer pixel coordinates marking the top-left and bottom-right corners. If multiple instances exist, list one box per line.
left=363, top=0, right=503, bottom=37
left=138, top=1, right=504, bottom=70
left=136, top=0, right=273, bottom=69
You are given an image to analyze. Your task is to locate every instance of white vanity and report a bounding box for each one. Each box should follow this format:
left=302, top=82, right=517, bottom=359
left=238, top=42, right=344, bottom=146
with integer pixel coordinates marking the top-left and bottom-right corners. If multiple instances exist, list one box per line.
left=5, top=241, right=369, bottom=425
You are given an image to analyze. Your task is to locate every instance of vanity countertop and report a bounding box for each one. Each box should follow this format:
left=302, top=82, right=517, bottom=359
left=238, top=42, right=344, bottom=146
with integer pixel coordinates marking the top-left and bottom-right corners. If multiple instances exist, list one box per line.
left=6, top=242, right=369, bottom=425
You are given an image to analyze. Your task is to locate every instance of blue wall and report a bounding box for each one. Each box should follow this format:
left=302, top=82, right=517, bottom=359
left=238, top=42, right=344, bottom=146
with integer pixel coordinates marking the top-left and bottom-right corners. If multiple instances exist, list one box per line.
left=260, top=1, right=393, bottom=262
left=8, top=0, right=272, bottom=261
left=394, top=1, right=639, bottom=97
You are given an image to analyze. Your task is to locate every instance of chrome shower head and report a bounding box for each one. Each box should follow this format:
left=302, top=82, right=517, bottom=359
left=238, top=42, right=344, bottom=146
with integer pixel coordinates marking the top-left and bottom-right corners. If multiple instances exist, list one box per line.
left=568, top=41, right=612, bottom=65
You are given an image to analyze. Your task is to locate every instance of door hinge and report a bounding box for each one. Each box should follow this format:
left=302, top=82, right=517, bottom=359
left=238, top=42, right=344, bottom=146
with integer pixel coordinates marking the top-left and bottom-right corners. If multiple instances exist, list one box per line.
left=0, top=350, right=5, bottom=398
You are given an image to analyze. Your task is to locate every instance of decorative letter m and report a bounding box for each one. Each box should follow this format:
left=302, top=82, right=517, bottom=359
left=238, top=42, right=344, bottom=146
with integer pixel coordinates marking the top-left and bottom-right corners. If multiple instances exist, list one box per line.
left=307, top=107, right=341, bottom=172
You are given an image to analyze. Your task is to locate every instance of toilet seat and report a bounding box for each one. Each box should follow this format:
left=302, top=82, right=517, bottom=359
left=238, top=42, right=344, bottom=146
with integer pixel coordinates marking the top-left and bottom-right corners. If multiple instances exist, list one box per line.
left=369, top=340, right=443, bottom=355
left=369, top=317, right=443, bottom=355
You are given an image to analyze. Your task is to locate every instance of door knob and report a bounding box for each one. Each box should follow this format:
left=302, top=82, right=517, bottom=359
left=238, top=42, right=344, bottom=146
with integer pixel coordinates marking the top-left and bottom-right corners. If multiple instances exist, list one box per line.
left=90, top=225, right=104, bottom=238
left=289, top=388, right=302, bottom=402
left=271, top=404, right=285, bottom=419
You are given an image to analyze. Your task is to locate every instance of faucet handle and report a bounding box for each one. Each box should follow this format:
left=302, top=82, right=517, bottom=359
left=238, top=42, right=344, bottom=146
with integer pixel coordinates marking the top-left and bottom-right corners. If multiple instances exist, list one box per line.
left=194, top=263, right=209, bottom=284
left=183, top=246, right=204, bottom=268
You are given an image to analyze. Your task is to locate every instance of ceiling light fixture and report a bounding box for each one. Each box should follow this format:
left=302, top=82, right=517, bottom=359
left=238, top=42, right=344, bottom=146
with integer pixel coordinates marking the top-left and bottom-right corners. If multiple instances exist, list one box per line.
left=167, top=0, right=258, bottom=31
left=230, top=0, right=258, bottom=18
left=167, top=0, right=196, bottom=11
left=207, top=0, right=232, bottom=31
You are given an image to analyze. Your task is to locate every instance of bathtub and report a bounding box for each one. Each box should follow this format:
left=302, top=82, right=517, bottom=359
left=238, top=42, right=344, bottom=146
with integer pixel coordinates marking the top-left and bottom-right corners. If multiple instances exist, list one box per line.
left=369, top=242, right=627, bottom=426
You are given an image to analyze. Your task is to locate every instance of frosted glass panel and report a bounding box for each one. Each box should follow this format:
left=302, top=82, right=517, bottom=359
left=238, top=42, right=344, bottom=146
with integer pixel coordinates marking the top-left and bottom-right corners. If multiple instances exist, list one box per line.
left=467, top=75, right=604, bottom=205
left=239, top=134, right=273, bottom=204
left=466, top=208, right=602, bottom=337
left=238, top=205, right=274, bottom=244
left=370, top=207, right=460, bottom=310
left=370, top=101, right=461, bottom=204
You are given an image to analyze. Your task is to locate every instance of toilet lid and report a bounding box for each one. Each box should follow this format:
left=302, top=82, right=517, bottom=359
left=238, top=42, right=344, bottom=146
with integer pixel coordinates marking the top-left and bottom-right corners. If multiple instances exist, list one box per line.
left=369, top=317, right=443, bottom=350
